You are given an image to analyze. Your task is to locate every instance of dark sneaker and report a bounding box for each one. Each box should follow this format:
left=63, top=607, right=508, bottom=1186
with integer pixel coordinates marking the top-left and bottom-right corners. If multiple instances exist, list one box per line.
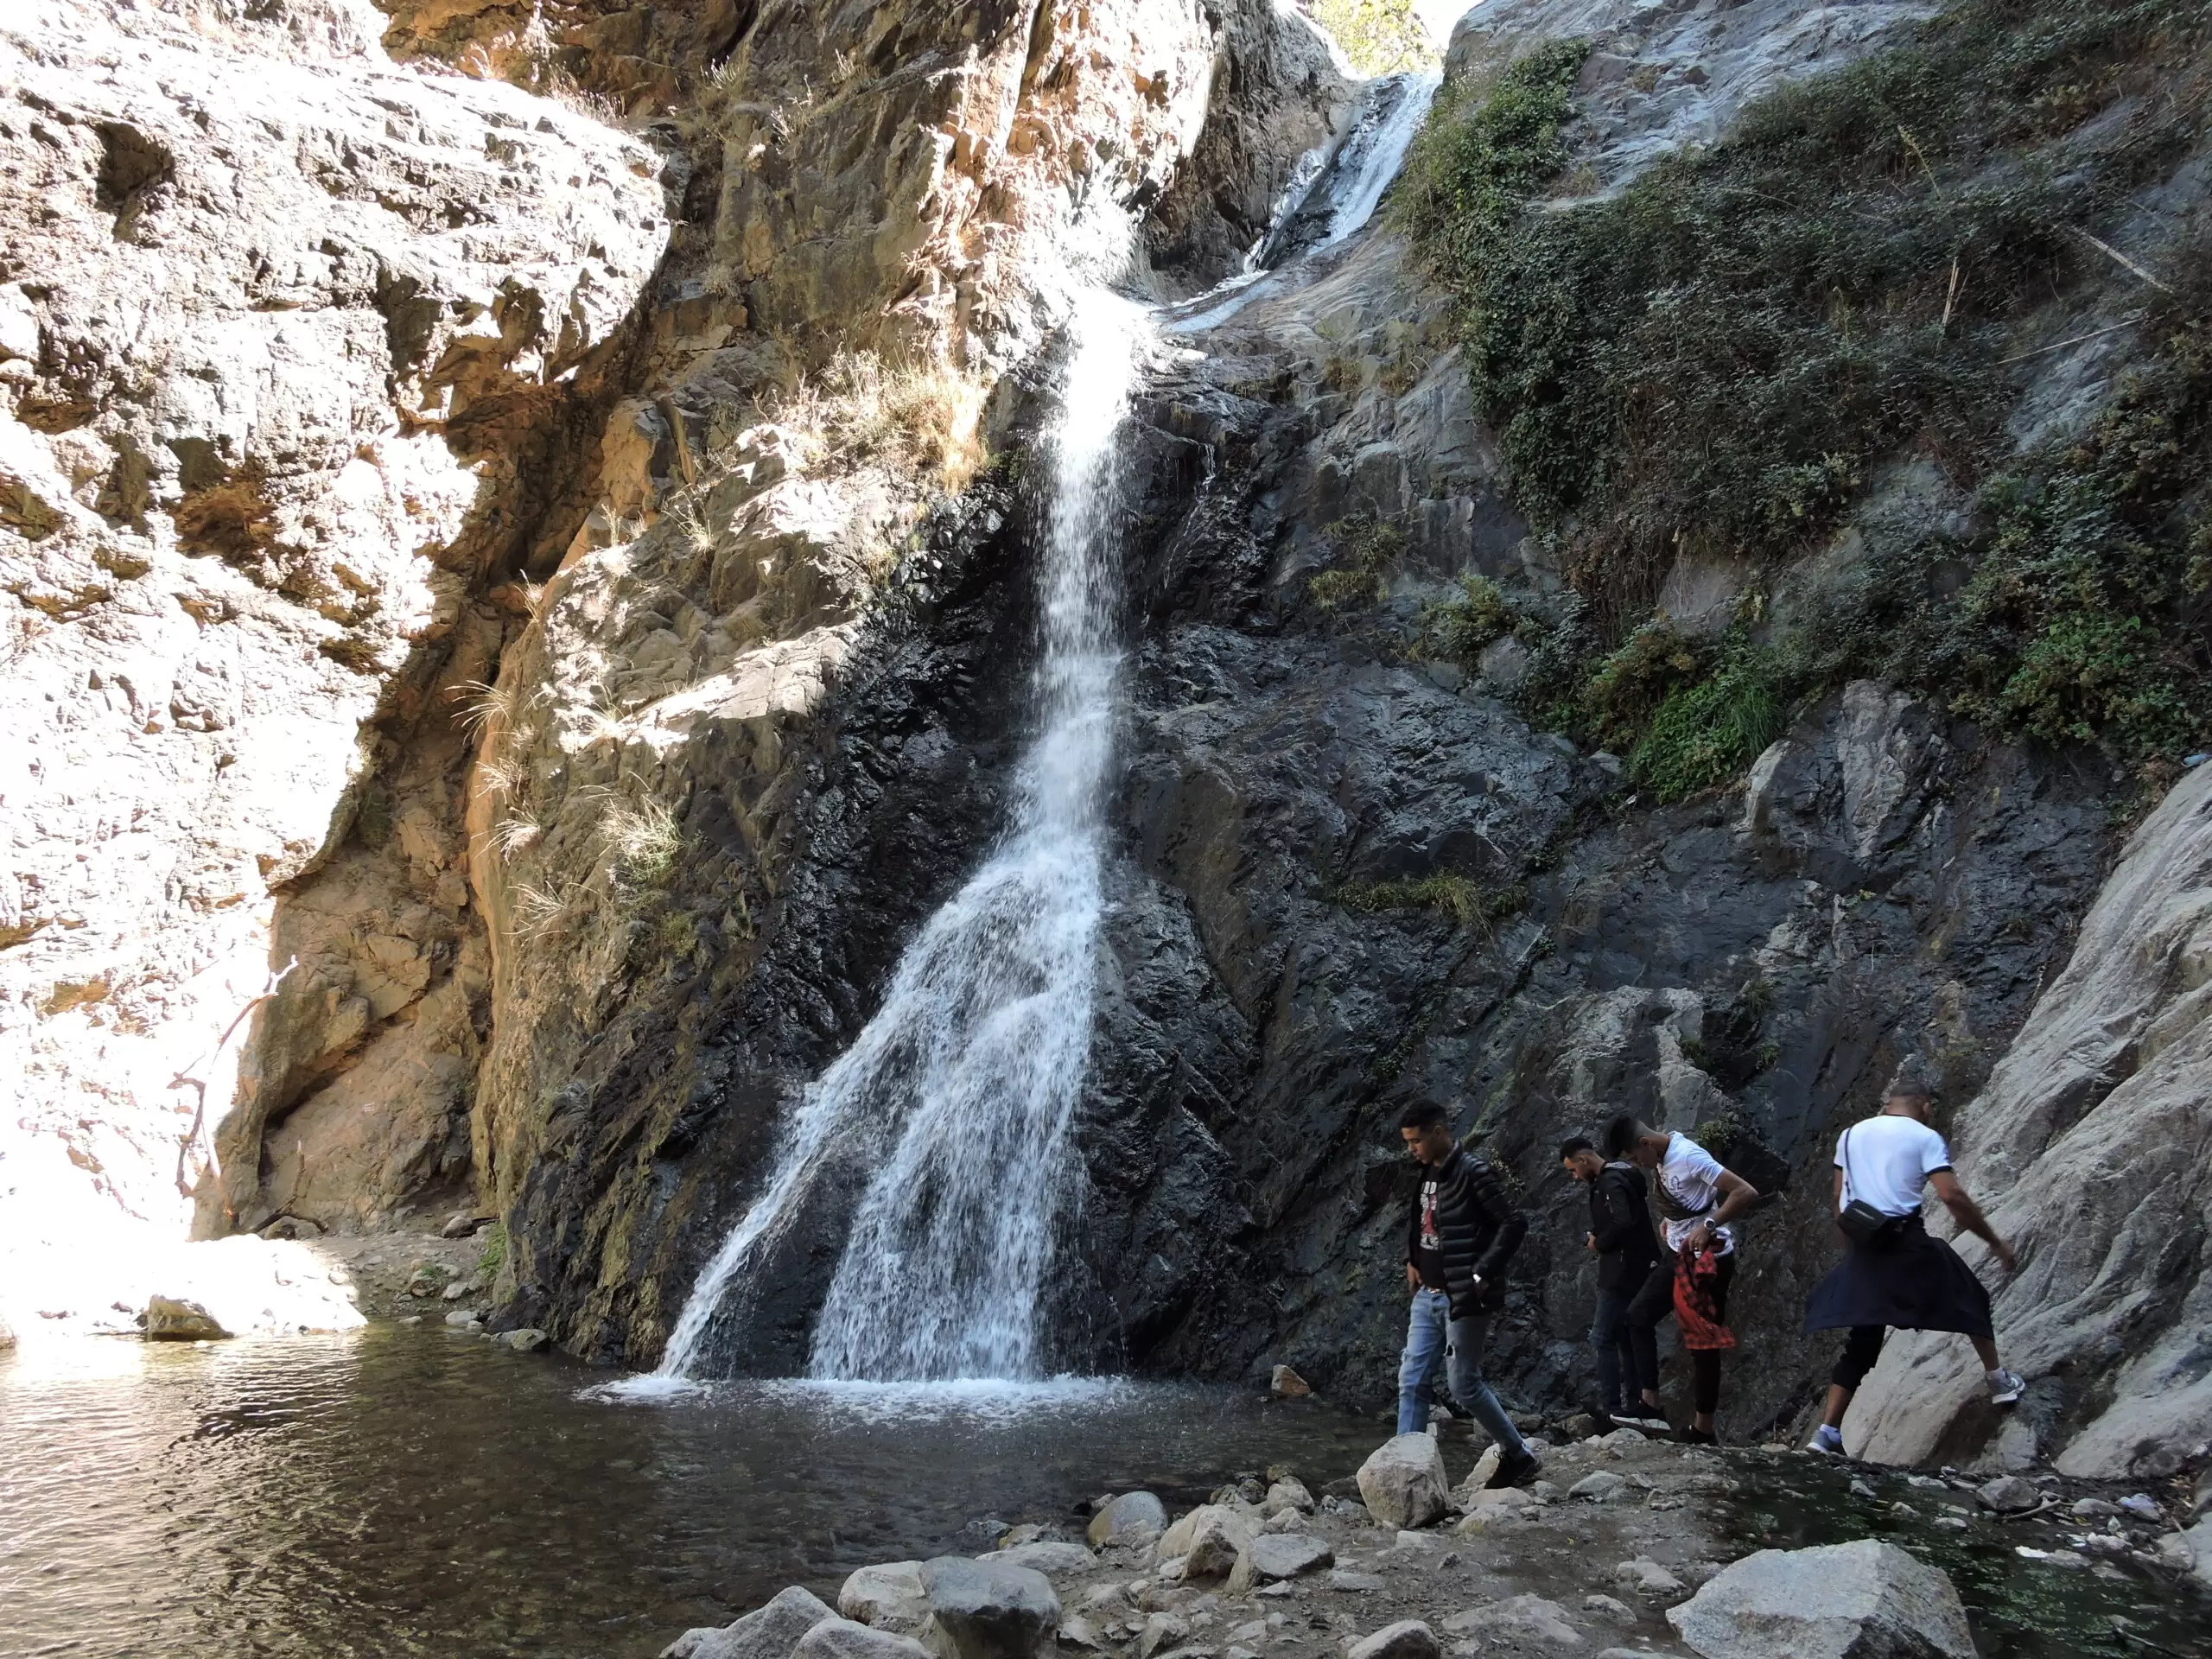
left=1488, top=1446, right=1543, bottom=1489
left=1676, top=1426, right=1718, bottom=1446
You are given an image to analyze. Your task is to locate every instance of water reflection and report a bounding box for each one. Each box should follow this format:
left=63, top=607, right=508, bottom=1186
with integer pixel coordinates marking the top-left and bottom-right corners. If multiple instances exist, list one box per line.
left=0, top=1327, right=1373, bottom=1659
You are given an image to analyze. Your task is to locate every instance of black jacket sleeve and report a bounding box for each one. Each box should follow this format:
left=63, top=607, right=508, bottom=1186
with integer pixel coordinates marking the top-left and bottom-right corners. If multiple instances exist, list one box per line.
left=1464, top=1159, right=1528, bottom=1287
left=1591, top=1167, right=1641, bottom=1255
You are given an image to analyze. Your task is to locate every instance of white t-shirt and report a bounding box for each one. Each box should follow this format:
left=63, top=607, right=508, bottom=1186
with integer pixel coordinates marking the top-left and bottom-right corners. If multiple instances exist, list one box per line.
left=1835, top=1115, right=1952, bottom=1217
left=1658, top=1134, right=1733, bottom=1255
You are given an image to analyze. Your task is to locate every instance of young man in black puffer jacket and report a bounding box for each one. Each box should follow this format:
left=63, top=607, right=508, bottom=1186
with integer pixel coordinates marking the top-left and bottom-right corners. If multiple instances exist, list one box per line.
left=1397, top=1099, right=1541, bottom=1488
left=1561, top=1135, right=1666, bottom=1432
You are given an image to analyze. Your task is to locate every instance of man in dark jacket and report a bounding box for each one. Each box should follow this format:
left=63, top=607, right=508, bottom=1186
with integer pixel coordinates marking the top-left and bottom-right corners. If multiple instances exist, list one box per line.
left=1398, top=1099, right=1540, bottom=1486
left=1561, top=1136, right=1666, bottom=1432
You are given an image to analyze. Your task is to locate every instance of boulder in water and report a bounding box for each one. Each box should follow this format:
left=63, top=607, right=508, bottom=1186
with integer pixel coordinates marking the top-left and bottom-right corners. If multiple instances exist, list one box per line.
left=795, top=1617, right=932, bottom=1659
left=1344, top=1620, right=1440, bottom=1659
left=1154, top=1503, right=1252, bottom=1579
left=1357, top=1435, right=1447, bottom=1529
left=660, top=1586, right=836, bottom=1659
left=1270, top=1364, right=1312, bottom=1399
left=842, top=1562, right=928, bottom=1631
left=1664, top=1539, right=1975, bottom=1659
left=918, top=1555, right=1059, bottom=1659
left=142, top=1296, right=228, bottom=1340
left=1087, top=1491, right=1167, bottom=1548
left=1226, top=1532, right=1333, bottom=1592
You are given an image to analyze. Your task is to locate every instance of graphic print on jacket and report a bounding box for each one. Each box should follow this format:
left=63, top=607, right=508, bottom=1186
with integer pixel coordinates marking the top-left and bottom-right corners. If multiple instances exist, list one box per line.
left=1403, top=1147, right=1527, bottom=1315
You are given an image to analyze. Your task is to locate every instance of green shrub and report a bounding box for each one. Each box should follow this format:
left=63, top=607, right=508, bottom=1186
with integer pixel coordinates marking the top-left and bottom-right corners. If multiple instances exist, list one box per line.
left=1307, top=515, right=1408, bottom=611
left=1417, top=575, right=1521, bottom=666
left=476, top=1222, right=507, bottom=1278
left=1334, top=873, right=1524, bottom=926
left=1309, top=0, right=1435, bottom=77
left=1631, top=643, right=1789, bottom=803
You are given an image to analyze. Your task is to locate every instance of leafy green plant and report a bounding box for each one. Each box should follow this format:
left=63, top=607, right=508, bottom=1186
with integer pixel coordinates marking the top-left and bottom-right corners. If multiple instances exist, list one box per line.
left=1307, top=515, right=1408, bottom=611
left=1416, top=575, right=1521, bottom=666
left=1310, top=0, right=1437, bottom=77
left=476, top=1222, right=507, bottom=1279
left=1631, top=641, right=1789, bottom=804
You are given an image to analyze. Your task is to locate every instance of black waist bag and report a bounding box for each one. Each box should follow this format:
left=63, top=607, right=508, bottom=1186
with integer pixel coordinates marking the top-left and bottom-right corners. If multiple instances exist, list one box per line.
left=1838, top=1126, right=1909, bottom=1251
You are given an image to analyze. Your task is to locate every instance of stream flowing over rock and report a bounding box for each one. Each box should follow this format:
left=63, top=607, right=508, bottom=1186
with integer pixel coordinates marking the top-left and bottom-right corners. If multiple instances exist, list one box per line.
left=3, top=0, right=2209, bottom=1492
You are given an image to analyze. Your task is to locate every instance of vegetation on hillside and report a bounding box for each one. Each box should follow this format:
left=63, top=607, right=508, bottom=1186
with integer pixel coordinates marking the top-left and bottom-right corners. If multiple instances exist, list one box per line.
left=1309, top=0, right=1437, bottom=79
left=1393, top=0, right=2212, bottom=799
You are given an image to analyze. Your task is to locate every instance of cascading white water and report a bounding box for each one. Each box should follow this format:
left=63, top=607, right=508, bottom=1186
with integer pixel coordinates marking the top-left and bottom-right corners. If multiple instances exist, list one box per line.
left=656, top=289, right=1154, bottom=1383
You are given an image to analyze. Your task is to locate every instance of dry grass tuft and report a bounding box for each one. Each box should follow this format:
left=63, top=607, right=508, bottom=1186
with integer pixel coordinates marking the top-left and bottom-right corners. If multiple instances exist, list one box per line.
left=768, top=351, right=988, bottom=493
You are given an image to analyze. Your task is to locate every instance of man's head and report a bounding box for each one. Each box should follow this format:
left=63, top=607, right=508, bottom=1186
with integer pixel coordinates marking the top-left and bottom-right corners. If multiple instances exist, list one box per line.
left=1399, top=1099, right=1454, bottom=1166
left=1559, top=1136, right=1603, bottom=1183
left=1603, top=1113, right=1663, bottom=1170
left=1884, top=1054, right=1939, bottom=1121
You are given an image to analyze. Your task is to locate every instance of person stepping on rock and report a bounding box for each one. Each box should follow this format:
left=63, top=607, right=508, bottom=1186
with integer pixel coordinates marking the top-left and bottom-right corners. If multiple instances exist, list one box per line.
left=1560, top=1135, right=1663, bottom=1433
left=1395, top=1099, right=1541, bottom=1489
left=1803, top=1058, right=2025, bottom=1457
left=1605, top=1114, right=1762, bottom=1444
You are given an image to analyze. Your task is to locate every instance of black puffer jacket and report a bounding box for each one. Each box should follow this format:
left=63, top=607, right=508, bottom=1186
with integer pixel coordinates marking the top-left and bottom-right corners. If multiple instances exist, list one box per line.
left=1588, top=1160, right=1662, bottom=1289
left=1405, top=1147, right=1528, bottom=1317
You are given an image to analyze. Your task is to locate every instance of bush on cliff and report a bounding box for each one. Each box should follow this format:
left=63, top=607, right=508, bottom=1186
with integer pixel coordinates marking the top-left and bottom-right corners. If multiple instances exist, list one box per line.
left=1398, top=0, right=2212, bottom=786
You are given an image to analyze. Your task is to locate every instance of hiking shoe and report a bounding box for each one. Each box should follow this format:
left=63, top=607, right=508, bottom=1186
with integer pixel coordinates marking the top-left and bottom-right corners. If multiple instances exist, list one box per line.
left=1489, top=1446, right=1543, bottom=1489
left=1986, top=1369, right=2027, bottom=1407
left=1808, top=1424, right=1846, bottom=1457
left=1677, top=1426, right=1718, bottom=1446
left=1621, top=1412, right=1672, bottom=1434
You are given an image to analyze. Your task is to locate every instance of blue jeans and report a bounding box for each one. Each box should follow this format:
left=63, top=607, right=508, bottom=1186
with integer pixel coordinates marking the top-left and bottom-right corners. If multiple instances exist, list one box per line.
left=1590, top=1284, right=1656, bottom=1410
left=1395, top=1287, right=1528, bottom=1453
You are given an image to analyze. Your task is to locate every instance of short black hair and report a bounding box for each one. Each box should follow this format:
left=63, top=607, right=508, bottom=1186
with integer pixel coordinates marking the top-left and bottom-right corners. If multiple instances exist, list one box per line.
left=1600, top=1114, right=1645, bottom=1160
left=1558, top=1136, right=1596, bottom=1161
left=1398, top=1099, right=1450, bottom=1132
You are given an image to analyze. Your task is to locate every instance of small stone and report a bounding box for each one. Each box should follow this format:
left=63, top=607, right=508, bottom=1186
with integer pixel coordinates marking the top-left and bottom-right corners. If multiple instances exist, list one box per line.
left=662, top=1585, right=836, bottom=1659
left=441, top=1211, right=488, bottom=1239
left=1344, top=1620, right=1440, bottom=1659
left=1491, top=1598, right=1579, bottom=1648
left=1157, top=1506, right=1254, bottom=1580
left=1265, top=1478, right=1315, bottom=1513
left=1327, top=1571, right=1385, bottom=1594
left=1975, top=1476, right=2042, bottom=1514
left=2119, top=1494, right=2162, bottom=1520
left=1559, top=1414, right=1599, bottom=1440
left=1262, top=1508, right=1308, bottom=1534
left=1437, top=1612, right=1484, bottom=1638
left=1358, top=1435, right=1449, bottom=1530
left=1613, top=1560, right=1683, bottom=1596
left=1090, top=1492, right=1170, bottom=1549
left=1271, top=1365, right=1313, bottom=1400
left=2071, top=1498, right=2123, bottom=1519
left=1139, top=1614, right=1189, bottom=1659
left=1598, top=1427, right=1646, bottom=1448
left=1568, top=1471, right=1628, bottom=1503
left=1850, top=1478, right=1878, bottom=1499
left=499, top=1327, right=548, bottom=1351
left=1581, top=1594, right=1634, bottom=1626
left=444, top=1309, right=480, bottom=1328
left=1529, top=1481, right=1560, bottom=1503
left=993, top=1543, right=1096, bottom=1580
left=441, top=1277, right=479, bottom=1302
left=142, top=1296, right=229, bottom=1341
left=1227, top=1533, right=1333, bottom=1592
left=1056, top=1617, right=1109, bottom=1652
left=1452, top=1446, right=1503, bottom=1508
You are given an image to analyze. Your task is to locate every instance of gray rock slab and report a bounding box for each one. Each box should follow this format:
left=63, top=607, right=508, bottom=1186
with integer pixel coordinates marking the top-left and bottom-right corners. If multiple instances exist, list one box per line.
left=1664, top=1539, right=1975, bottom=1659
left=1226, top=1532, right=1334, bottom=1592
left=841, top=1562, right=927, bottom=1630
left=989, top=1542, right=1096, bottom=1579
left=919, top=1555, right=1059, bottom=1659
left=796, top=1619, right=932, bottom=1659
left=662, top=1586, right=836, bottom=1659
left=1089, top=1491, right=1169, bottom=1548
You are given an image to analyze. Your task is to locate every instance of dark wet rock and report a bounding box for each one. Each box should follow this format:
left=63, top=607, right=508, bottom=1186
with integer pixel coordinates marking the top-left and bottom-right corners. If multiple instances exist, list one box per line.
left=142, top=1296, right=228, bottom=1341
left=918, top=1555, right=1060, bottom=1659
left=1665, top=1540, right=1975, bottom=1659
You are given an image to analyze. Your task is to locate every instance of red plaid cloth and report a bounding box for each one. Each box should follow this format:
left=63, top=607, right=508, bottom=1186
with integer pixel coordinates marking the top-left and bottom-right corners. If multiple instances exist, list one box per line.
left=1674, top=1244, right=1737, bottom=1351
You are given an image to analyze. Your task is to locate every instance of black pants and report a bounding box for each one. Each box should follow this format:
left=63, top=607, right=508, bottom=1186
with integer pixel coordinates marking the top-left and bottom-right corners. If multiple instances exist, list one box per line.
left=1834, top=1325, right=1885, bottom=1390
left=1626, top=1249, right=1736, bottom=1414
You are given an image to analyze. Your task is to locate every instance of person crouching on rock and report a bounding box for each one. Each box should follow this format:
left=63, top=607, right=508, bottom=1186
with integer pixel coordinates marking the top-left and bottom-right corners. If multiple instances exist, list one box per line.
left=1397, top=1099, right=1541, bottom=1487
left=1605, top=1114, right=1761, bottom=1444
left=1803, top=1058, right=2025, bottom=1457
left=1560, top=1135, right=1664, bottom=1433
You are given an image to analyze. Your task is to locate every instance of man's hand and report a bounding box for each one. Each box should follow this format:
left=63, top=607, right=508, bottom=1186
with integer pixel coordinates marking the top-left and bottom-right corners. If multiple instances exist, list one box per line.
left=1687, top=1220, right=1714, bottom=1254
left=1993, top=1237, right=2018, bottom=1274
left=1585, top=1231, right=1598, bottom=1252
left=1406, top=1262, right=1420, bottom=1292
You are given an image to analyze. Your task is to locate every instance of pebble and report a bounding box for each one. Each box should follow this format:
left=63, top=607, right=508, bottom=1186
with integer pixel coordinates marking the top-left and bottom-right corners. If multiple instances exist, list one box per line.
left=2120, top=1494, right=2162, bottom=1520
left=1581, top=1593, right=1635, bottom=1626
left=1568, top=1472, right=1628, bottom=1503
left=1327, top=1571, right=1385, bottom=1594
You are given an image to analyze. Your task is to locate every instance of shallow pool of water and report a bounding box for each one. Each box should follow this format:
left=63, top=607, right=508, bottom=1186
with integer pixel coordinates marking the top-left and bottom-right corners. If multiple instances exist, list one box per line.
left=0, top=1326, right=1375, bottom=1659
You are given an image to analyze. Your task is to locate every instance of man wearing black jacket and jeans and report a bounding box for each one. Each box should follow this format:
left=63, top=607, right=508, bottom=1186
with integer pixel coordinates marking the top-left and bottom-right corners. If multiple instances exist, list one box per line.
left=1397, top=1100, right=1540, bottom=1487
left=1561, top=1137, right=1664, bottom=1432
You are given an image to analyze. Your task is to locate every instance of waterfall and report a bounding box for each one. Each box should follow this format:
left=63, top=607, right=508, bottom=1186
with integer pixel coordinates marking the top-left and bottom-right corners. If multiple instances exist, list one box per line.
left=657, top=289, right=1154, bottom=1382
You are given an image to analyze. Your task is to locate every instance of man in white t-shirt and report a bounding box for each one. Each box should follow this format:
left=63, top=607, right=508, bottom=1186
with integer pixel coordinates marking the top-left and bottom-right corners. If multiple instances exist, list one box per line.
left=1603, top=1115, right=1761, bottom=1442
left=1802, top=1059, right=2024, bottom=1456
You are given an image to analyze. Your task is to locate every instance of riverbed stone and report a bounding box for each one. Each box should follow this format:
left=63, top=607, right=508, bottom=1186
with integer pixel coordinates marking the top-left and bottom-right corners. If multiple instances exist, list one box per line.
left=663, top=1586, right=836, bottom=1659
left=143, top=1296, right=228, bottom=1340
left=1271, top=1364, right=1313, bottom=1398
left=1226, top=1532, right=1334, bottom=1592
left=1569, top=1471, right=1629, bottom=1503
left=1357, top=1435, right=1449, bottom=1529
left=1664, top=1540, right=1975, bottom=1659
left=1615, top=1559, right=1685, bottom=1595
left=1265, top=1477, right=1315, bottom=1513
left=499, top=1327, right=547, bottom=1351
left=919, top=1555, right=1060, bottom=1659
left=1974, top=1477, right=2041, bottom=1514
left=1492, top=1597, right=1580, bottom=1647
left=1090, top=1491, right=1170, bottom=1548
left=1156, top=1505, right=1254, bottom=1579
left=1345, top=1620, right=1440, bottom=1659
left=796, top=1618, right=933, bottom=1659
left=994, top=1542, right=1098, bottom=1579
left=842, top=1562, right=928, bottom=1631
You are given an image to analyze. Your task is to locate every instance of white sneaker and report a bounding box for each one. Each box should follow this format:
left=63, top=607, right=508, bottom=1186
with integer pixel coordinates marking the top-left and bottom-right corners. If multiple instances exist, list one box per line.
left=1808, top=1424, right=1845, bottom=1457
left=1986, top=1369, right=2026, bottom=1407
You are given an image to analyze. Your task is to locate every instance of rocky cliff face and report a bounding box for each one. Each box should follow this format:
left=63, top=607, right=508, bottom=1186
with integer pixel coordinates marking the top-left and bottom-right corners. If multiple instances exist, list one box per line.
left=0, top=0, right=666, bottom=1297
left=5, top=0, right=2204, bottom=1488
